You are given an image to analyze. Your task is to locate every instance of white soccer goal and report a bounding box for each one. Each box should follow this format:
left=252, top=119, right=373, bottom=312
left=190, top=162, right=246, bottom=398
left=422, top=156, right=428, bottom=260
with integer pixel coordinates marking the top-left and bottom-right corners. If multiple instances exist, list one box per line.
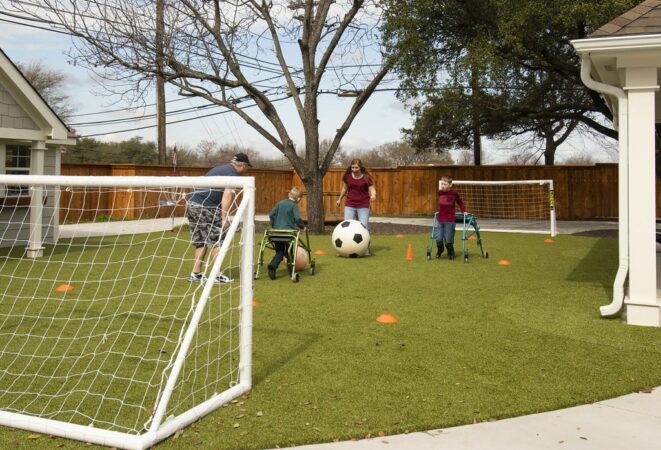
left=450, top=180, right=557, bottom=236
left=0, top=174, right=255, bottom=450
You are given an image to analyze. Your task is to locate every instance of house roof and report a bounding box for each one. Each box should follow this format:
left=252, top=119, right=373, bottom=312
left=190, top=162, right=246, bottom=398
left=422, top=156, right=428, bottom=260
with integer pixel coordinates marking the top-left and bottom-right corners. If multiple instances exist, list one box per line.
left=0, top=47, right=75, bottom=143
left=591, top=0, right=661, bottom=37
left=0, top=48, right=71, bottom=132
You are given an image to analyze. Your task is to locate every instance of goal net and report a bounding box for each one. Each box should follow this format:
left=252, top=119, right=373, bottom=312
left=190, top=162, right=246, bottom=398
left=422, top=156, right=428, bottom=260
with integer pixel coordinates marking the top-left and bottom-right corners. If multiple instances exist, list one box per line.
left=0, top=174, right=255, bottom=450
left=450, top=180, right=556, bottom=236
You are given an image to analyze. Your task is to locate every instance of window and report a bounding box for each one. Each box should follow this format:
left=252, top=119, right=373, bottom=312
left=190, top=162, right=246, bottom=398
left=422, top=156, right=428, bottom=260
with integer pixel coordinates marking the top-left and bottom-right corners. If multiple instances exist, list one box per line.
left=4, top=144, right=31, bottom=196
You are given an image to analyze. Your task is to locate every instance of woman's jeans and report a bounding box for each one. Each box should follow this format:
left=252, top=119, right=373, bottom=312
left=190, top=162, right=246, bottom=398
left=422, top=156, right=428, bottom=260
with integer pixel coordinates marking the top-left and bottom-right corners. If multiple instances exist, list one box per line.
left=344, top=206, right=370, bottom=229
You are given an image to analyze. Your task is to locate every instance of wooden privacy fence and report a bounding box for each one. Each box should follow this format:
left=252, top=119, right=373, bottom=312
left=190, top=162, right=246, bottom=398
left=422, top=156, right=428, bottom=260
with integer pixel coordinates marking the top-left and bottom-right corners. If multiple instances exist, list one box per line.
left=59, top=163, right=292, bottom=223
left=60, top=162, right=642, bottom=222
left=295, top=164, right=624, bottom=220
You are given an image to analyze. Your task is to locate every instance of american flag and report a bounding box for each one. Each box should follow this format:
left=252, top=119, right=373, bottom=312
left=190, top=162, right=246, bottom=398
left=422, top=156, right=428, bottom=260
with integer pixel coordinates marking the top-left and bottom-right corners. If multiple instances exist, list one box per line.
left=171, top=146, right=177, bottom=167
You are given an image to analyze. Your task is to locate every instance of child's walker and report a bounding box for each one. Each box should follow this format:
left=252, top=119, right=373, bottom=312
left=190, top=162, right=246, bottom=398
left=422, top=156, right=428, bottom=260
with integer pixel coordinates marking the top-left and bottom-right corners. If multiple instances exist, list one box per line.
left=255, top=228, right=316, bottom=282
left=426, top=212, right=488, bottom=262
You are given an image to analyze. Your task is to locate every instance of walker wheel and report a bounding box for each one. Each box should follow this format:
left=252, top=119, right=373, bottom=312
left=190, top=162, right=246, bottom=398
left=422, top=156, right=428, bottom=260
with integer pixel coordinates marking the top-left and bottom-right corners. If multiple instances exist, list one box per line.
left=484, top=252, right=489, bottom=259
left=309, top=266, right=315, bottom=276
left=464, top=256, right=468, bottom=263
left=254, top=273, right=259, bottom=280
left=426, top=252, right=431, bottom=261
left=293, top=273, right=300, bottom=283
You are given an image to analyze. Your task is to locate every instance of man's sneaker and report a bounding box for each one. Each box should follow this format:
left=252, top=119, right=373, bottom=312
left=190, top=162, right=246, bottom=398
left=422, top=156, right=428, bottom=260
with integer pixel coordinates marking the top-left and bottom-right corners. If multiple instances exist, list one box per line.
left=214, top=273, right=234, bottom=284
left=267, top=266, right=276, bottom=280
left=188, top=272, right=207, bottom=282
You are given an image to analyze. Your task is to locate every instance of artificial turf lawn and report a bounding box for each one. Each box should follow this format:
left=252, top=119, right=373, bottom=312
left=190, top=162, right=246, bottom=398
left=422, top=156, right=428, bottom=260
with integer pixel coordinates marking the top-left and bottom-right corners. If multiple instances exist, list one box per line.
left=2, top=230, right=661, bottom=450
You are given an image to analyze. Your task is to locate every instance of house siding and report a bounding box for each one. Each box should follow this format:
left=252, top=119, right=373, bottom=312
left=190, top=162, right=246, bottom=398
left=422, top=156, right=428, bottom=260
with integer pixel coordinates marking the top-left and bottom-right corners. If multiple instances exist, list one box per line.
left=0, top=84, right=38, bottom=130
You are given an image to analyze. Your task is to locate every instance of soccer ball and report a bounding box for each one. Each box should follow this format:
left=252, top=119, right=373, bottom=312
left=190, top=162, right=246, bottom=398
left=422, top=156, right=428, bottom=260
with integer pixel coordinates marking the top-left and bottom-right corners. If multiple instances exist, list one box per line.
left=332, top=220, right=370, bottom=258
left=283, top=246, right=309, bottom=271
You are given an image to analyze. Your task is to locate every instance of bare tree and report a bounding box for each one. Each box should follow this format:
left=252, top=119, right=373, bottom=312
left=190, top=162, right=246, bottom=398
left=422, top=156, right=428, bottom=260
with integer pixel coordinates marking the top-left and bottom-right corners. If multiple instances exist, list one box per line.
left=16, top=61, right=74, bottom=119
left=8, top=0, right=393, bottom=232
left=560, top=153, right=595, bottom=165
left=195, top=140, right=218, bottom=162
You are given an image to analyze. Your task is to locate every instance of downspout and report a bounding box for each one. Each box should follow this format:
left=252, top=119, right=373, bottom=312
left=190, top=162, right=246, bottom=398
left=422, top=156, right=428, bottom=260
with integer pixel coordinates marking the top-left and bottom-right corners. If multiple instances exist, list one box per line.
left=579, top=54, right=628, bottom=317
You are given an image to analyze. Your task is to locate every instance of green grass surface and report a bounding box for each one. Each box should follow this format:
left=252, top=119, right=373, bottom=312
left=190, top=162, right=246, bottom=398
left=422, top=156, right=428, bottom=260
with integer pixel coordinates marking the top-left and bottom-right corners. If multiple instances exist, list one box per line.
left=2, top=231, right=661, bottom=449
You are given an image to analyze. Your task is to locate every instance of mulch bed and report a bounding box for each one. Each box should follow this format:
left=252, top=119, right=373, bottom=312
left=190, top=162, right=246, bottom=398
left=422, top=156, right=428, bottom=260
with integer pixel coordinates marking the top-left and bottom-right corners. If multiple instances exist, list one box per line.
left=570, top=229, right=618, bottom=238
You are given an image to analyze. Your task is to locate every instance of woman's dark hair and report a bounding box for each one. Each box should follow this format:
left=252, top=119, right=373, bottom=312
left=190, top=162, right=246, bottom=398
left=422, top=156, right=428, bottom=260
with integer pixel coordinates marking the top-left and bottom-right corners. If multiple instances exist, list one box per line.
left=344, top=158, right=373, bottom=183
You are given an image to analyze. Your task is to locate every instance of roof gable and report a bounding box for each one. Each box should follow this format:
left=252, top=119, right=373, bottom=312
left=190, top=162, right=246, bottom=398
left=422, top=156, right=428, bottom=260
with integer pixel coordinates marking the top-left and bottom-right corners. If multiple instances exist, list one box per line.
left=591, top=0, right=661, bottom=37
left=0, top=48, right=71, bottom=141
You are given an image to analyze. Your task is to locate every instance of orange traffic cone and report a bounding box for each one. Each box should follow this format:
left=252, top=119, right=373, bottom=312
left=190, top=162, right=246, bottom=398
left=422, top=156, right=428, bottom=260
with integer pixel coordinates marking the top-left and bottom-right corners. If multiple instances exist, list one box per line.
left=376, top=313, right=399, bottom=324
left=405, top=243, right=414, bottom=261
left=55, top=284, right=74, bottom=292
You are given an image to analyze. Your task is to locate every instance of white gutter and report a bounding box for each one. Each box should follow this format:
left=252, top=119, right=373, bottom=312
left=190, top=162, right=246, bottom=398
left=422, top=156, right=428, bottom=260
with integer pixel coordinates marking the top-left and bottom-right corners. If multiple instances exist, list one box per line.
left=579, top=54, right=628, bottom=317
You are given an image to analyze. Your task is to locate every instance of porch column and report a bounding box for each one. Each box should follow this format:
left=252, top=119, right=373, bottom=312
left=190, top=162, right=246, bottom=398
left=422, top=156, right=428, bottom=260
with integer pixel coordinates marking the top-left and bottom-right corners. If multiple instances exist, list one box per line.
left=623, top=66, right=659, bottom=326
left=26, top=140, right=45, bottom=258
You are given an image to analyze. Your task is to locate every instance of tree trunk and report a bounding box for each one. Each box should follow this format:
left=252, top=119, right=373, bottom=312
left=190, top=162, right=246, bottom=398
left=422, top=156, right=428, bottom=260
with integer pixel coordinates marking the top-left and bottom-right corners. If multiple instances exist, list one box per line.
left=472, top=126, right=482, bottom=166
left=302, top=172, right=325, bottom=234
left=470, top=66, right=482, bottom=166
left=544, top=142, right=556, bottom=165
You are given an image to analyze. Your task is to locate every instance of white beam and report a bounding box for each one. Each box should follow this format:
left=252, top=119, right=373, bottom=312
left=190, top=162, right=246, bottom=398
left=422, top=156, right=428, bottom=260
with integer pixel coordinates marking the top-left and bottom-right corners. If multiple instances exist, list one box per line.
left=623, top=66, right=660, bottom=326
left=26, top=141, right=45, bottom=258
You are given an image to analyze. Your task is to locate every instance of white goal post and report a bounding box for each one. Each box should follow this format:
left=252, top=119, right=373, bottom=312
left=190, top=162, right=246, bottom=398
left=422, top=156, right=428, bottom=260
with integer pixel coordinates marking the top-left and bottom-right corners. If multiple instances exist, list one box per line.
left=448, top=180, right=557, bottom=237
left=0, top=174, right=255, bottom=450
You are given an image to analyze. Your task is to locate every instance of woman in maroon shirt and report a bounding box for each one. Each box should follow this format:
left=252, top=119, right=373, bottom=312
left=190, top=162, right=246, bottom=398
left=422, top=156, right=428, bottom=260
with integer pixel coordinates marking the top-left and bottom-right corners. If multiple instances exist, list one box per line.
left=336, top=159, right=377, bottom=254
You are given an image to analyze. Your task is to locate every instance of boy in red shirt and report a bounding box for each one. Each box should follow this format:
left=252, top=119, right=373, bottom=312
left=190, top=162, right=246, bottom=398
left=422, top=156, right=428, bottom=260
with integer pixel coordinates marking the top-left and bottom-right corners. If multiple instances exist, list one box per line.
left=436, top=176, right=466, bottom=260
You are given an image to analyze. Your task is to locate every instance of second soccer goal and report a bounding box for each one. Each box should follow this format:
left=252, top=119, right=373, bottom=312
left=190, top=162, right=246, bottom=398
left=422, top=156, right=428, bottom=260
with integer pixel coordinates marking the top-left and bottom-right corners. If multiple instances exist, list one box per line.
left=451, top=180, right=557, bottom=237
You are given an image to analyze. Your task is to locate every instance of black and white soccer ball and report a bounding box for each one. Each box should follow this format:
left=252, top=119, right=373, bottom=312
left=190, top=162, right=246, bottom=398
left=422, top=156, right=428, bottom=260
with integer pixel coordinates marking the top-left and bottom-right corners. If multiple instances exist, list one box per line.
left=331, top=220, right=370, bottom=258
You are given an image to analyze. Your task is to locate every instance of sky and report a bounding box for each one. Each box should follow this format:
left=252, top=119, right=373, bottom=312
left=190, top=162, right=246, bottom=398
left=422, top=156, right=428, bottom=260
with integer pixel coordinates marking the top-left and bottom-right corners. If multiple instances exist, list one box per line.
left=0, top=18, right=617, bottom=164
left=0, top=20, right=414, bottom=160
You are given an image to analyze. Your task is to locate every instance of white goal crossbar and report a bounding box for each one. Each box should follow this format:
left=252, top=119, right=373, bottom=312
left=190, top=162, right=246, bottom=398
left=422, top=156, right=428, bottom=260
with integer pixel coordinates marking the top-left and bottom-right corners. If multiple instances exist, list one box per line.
left=448, top=180, right=557, bottom=237
left=0, top=175, right=255, bottom=449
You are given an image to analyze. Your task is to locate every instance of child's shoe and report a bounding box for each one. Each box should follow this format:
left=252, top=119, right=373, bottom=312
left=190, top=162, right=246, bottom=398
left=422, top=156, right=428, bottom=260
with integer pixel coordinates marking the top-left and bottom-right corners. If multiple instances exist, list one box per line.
left=436, top=242, right=444, bottom=259
left=267, top=266, right=276, bottom=280
left=447, top=244, right=455, bottom=260
left=187, top=272, right=207, bottom=282
left=214, top=273, right=233, bottom=284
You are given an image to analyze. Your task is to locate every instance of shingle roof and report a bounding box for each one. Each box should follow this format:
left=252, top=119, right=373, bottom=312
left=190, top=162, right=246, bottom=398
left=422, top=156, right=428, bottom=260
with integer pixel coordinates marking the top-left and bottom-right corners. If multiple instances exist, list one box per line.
left=591, top=0, right=661, bottom=37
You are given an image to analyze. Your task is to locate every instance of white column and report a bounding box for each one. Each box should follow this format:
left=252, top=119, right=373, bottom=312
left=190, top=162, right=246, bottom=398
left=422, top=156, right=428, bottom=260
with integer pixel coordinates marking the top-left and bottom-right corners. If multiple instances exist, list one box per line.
left=26, top=140, right=45, bottom=258
left=623, top=66, right=659, bottom=326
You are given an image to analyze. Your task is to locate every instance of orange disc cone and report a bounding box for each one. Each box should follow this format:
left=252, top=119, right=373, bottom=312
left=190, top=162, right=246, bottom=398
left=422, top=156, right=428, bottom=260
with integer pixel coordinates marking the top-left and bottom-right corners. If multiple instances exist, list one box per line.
left=405, top=243, right=414, bottom=261
left=498, top=259, right=511, bottom=266
left=315, top=249, right=327, bottom=256
left=252, top=300, right=258, bottom=308
left=55, top=284, right=74, bottom=292
left=376, top=313, right=399, bottom=324
left=469, top=235, right=477, bottom=241
left=396, top=234, right=404, bottom=239
left=544, top=238, right=554, bottom=243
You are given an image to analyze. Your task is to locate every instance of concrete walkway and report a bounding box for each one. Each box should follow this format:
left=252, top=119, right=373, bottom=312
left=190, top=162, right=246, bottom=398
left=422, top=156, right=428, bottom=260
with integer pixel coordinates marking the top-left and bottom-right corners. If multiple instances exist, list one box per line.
left=274, top=388, right=661, bottom=450
left=368, top=216, right=618, bottom=235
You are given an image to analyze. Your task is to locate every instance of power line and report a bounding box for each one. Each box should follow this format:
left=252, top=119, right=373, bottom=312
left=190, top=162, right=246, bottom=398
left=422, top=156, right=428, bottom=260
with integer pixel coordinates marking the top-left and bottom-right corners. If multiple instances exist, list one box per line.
left=78, top=93, right=292, bottom=138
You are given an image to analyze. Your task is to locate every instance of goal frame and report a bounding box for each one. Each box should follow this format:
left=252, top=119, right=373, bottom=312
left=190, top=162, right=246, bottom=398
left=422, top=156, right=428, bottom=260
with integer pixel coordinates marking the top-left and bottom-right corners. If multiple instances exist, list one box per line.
left=450, top=179, right=557, bottom=237
left=0, top=174, right=255, bottom=450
